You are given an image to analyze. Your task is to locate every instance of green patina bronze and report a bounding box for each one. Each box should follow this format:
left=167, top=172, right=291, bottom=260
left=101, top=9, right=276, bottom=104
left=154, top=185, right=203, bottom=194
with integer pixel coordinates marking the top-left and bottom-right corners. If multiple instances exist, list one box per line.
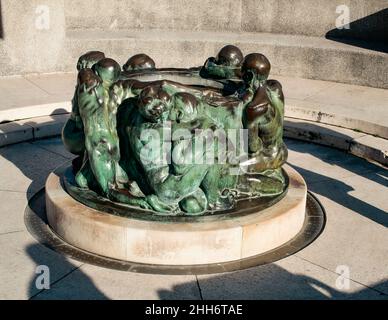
left=62, top=45, right=288, bottom=216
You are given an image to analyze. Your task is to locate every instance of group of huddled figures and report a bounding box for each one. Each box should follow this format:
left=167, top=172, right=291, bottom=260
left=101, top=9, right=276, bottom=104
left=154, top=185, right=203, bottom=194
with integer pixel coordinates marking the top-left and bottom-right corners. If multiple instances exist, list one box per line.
left=62, top=45, right=288, bottom=216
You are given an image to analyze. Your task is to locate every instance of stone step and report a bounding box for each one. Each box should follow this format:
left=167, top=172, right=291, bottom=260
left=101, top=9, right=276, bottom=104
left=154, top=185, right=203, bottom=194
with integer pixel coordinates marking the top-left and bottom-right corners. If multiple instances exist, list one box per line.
left=0, top=114, right=68, bottom=147
left=64, top=0, right=388, bottom=41
left=65, top=30, right=388, bottom=89
left=277, top=76, right=388, bottom=139
left=64, top=0, right=242, bottom=33
left=1, top=0, right=386, bottom=89
left=284, top=118, right=388, bottom=167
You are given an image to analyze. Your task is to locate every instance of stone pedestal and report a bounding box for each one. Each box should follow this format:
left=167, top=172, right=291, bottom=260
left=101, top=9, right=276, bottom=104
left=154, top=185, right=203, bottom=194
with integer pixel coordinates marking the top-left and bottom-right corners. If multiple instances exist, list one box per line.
left=45, top=164, right=307, bottom=266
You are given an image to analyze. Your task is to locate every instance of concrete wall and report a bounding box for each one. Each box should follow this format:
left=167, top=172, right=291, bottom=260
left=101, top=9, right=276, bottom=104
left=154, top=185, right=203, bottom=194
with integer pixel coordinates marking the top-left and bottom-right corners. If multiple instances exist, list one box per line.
left=0, top=0, right=387, bottom=88
left=64, top=0, right=388, bottom=40
left=65, top=0, right=242, bottom=32
left=0, top=0, right=66, bottom=75
left=242, top=0, right=387, bottom=40
left=65, top=0, right=388, bottom=39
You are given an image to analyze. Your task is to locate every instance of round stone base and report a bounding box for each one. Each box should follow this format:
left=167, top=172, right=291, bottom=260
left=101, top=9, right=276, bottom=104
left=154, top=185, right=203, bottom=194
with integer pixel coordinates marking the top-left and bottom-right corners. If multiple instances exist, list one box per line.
left=45, top=165, right=308, bottom=266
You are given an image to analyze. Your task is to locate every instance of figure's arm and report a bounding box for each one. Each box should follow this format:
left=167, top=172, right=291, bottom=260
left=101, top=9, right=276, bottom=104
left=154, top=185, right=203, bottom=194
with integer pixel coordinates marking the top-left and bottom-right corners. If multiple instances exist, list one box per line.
left=111, top=79, right=164, bottom=105
left=76, top=69, right=115, bottom=195
left=245, top=104, right=267, bottom=154
left=77, top=69, right=102, bottom=118
left=256, top=80, right=285, bottom=146
left=160, top=80, right=212, bottom=99
left=202, top=57, right=239, bottom=79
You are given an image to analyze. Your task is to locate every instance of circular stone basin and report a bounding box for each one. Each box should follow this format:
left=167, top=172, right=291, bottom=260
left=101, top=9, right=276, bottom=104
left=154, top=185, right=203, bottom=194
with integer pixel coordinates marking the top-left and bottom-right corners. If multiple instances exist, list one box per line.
left=45, top=163, right=307, bottom=266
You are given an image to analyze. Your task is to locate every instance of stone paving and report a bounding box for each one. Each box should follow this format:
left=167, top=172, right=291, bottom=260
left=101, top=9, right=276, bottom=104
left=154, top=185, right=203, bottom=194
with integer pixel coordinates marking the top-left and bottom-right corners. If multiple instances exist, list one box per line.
left=0, top=73, right=74, bottom=112
left=0, top=137, right=387, bottom=300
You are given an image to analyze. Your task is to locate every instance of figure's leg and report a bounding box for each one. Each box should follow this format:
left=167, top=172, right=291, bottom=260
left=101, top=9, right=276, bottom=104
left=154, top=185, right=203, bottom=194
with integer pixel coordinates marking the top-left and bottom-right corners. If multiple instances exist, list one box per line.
left=146, top=194, right=180, bottom=215
left=147, top=165, right=209, bottom=205
left=247, top=124, right=263, bottom=154
left=201, top=164, right=237, bottom=210
left=75, top=158, right=94, bottom=189
left=115, top=162, right=129, bottom=188
left=237, top=172, right=285, bottom=197
left=109, top=186, right=151, bottom=210
left=179, top=188, right=207, bottom=215
left=85, top=134, right=116, bottom=196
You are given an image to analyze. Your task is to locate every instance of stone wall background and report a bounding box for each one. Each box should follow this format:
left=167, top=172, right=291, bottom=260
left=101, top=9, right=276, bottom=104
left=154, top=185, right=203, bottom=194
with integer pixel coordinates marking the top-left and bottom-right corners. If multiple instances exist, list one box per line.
left=0, top=0, right=386, bottom=87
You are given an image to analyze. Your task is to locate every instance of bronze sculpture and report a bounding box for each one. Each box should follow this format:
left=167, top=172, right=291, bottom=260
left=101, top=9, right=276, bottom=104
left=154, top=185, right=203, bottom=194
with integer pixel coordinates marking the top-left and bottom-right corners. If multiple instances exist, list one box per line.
left=62, top=45, right=288, bottom=216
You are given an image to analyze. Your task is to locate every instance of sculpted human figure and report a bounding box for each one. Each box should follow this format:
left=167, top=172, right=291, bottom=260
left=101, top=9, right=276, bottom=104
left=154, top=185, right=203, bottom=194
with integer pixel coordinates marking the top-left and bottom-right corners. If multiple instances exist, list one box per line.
left=75, top=58, right=131, bottom=201
left=240, top=53, right=287, bottom=174
left=116, top=80, right=241, bottom=213
left=126, top=86, right=213, bottom=214
left=168, top=92, right=239, bottom=212
left=168, top=93, right=212, bottom=213
left=62, top=51, right=106, bottom=171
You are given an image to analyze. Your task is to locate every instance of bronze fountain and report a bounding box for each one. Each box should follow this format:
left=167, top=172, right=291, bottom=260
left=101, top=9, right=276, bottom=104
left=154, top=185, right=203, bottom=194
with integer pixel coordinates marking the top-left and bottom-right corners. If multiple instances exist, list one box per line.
left=25, top=45, right=325, bottom=273
left=62, top=45, right=288, bottom=217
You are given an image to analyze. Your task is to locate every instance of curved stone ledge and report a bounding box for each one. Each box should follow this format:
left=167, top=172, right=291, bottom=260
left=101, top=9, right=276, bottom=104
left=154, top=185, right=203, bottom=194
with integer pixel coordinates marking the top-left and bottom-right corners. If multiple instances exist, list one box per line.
left=0, top=114, right=69, bottom=147
left=0, top=101, right=71, bottom=124
left=284, top=118, right=388, bottom=167
left=45, top=164, right=307, bottom=265
left=1, top=113, right=386, bottom=167
left=285, top=102, right=388, bottom=140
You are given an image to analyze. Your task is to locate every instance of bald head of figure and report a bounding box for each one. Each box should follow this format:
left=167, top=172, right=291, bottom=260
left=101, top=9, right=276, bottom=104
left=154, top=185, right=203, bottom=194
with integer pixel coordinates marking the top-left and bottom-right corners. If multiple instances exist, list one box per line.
left=77, top=68, right=102, bottom=92
left=138, top=84, right=171, bottom=122
left=92, top=58, right=121, bottom=85
left=123, top=54, right=156, bottom=72
left=77, top=51, right=105, bottom=71
left=216, top=45, right=244, bottom=67
left=241, top=53, right=271, bottom=84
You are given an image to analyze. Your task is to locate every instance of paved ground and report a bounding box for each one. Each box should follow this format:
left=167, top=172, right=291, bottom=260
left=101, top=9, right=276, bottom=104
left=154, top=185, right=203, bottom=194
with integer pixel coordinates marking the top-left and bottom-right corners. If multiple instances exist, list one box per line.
left=0, top=73, right=75, bottom=112
left=0, top=136, right=386, bottom=300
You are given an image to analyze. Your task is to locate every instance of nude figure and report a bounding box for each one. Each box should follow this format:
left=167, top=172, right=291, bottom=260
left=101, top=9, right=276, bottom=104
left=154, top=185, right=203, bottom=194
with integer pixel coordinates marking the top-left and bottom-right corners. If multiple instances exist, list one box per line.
left=75, top=58, right=131, bottom=200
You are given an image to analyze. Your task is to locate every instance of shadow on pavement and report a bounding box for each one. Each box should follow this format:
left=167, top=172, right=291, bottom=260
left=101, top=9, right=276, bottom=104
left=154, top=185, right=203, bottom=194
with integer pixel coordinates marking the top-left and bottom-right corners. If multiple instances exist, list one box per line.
left=290, top=163, right=388, bottom=228
left=26, top=243, right=109, bottom=300
left=285, top=136, right=388, bottom=228
left=0, top=119, right=386, bottom=299
left=0, top=112, right=107, bottom=300
left=158, top=264, right=388, bottom=300
left=0, top=108, right=70, bottom=194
